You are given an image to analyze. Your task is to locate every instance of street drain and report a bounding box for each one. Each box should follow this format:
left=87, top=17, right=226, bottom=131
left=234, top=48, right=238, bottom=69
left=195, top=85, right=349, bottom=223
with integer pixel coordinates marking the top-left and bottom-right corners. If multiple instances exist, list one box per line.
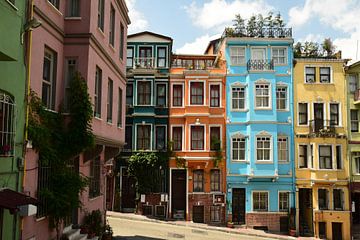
left=191, top=229, right=208, bottom=235
left=167, top=233, right=185, bottom=238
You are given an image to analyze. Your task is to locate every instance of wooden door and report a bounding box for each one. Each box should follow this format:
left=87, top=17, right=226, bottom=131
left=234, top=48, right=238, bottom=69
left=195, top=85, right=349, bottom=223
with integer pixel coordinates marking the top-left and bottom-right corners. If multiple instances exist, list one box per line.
left=232, top=188, right=245, bottom=224
left=171, top=169, right=186, bottom=219
left=121, top=169, right=136, bottom=209
left=192, top=206, right=204, bottom=223
left=332, top=222, right=342, bottom=240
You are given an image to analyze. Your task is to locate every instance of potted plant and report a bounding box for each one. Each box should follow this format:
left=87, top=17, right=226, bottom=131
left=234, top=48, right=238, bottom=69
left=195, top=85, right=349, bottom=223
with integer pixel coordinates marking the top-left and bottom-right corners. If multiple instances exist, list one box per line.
left=102, top=223, right=113, bottom=240
left=227, top=221, right=234, bottom=228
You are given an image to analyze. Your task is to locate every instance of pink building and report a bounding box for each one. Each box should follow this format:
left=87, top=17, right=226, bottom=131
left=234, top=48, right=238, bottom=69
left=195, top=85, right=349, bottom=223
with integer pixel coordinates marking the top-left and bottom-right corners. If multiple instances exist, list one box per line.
left=22, top=0, right=130, bottom=239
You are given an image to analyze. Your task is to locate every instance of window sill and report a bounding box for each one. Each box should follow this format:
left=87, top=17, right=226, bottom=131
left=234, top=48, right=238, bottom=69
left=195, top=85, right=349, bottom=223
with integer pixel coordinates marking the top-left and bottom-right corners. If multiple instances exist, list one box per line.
left=171, top=106, right=184, bottom=108
left=64, top=17, right=81, bottom=20
left=109, top=44, right=116, bottom=53
left=46, top=1, right=62, bottom=15
left=231, top=160, right=249, bottom=163
left=97, top=27, right=105, bottom=38
left=231, top=109, right=249, bottom=112
left=278, top=161, right=289, bottom=164
left=304, top=82, right=334, bottom=85
left=254, top=108, right=272, bottom=111
left=36, top=216, right=46, bottom=222
left=89, top=195, right=102, bottom=201
left=94, top=116, right=102, bottom=121
left=106, top=121, right=113, bottom=125
left=255, top=161, right=273, bottom=164
left=277, top=109, right=289, bottom=112
left=5, top=0, right=18, bottom=10
left=191, top=192, right=205, bottom=194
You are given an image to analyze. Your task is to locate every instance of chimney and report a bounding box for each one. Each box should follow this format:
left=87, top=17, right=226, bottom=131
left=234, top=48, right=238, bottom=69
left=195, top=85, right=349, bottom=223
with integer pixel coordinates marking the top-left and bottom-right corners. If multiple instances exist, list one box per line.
left=335, top=50, right=342, bottom=59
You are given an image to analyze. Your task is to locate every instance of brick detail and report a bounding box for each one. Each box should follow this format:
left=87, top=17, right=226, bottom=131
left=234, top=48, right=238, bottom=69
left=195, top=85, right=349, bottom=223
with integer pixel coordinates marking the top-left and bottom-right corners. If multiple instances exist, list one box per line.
left=246, top=213, right=287, bottom=232
left=188, top=193, right=225, bottom=225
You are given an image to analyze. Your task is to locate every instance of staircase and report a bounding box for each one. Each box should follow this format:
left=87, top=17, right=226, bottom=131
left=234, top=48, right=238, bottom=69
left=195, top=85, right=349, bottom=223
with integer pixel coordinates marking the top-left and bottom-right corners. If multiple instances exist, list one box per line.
left=62, top=225, right=87, bottom=240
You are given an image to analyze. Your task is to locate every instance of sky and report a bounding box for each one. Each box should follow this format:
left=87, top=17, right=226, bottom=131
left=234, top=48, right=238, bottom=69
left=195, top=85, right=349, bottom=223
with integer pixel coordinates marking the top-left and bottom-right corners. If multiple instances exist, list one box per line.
left=125, top=0, right=360, bottom=62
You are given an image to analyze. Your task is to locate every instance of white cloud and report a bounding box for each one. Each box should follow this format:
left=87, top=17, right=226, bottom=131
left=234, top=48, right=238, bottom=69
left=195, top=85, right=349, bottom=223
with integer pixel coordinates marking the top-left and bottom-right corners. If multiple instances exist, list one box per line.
left=125, top=0, right=149, bottom=34
left=298, top=34, right=324, bottom=43
left=176, top=34, right=221, bottom=54
left=184, top=0, right=274, bottom=31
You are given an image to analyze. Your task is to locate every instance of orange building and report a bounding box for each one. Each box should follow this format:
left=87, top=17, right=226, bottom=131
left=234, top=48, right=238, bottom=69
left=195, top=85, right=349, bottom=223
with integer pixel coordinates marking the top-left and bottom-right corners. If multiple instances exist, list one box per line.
left=168, top=54, right=227, bottom=224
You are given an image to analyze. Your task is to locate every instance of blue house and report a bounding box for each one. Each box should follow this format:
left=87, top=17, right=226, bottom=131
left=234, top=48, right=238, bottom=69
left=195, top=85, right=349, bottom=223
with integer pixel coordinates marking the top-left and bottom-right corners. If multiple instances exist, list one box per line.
left=215, top=28, right=295, bottom=231
left=118, top=31, right=172, bottom=213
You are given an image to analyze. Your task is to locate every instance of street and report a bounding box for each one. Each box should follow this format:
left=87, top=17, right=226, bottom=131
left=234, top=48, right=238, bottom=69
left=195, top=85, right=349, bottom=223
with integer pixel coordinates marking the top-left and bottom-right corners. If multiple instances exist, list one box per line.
left=108, top=217, right=272, bottom=240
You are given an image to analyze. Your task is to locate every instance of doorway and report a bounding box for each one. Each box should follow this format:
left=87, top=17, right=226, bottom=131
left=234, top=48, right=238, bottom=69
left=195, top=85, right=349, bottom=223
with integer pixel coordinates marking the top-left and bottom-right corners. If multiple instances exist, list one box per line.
left=192, top=206, right=204, bottom=223
left=121, top=167, right=136, bottom=211
left=171, top=169, right=186, bottom=219
left=314, top=103, right=324, bottom=132
left=299, top=188, right=313, bottom=236
left=332, top=222, right=342, bottom=240
left=232, top=188, right=246, bottom=224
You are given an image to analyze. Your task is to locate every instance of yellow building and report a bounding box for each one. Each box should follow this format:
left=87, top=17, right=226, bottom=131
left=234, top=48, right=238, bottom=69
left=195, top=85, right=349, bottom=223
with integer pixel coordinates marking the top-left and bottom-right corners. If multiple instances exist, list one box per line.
left=294, top=58, right=350, bottom=240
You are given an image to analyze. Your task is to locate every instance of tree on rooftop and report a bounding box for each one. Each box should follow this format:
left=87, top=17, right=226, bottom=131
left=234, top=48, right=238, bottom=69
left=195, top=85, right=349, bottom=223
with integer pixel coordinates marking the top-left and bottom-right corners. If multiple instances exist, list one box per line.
left=233, top=14, right=246, bottom=36
left=321, top=38, right=336, bottom=57
left=247, top=15, right=257, bottom=37
left=256, top=14, right=265, bottom=37
left=274, top=12, right=285, bottom=28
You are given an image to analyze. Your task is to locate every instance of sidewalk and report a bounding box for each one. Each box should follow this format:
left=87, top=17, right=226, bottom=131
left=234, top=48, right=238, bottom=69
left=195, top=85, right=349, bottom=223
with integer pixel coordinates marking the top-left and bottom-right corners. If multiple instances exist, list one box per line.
left=107, top=211, right=318, bottom=240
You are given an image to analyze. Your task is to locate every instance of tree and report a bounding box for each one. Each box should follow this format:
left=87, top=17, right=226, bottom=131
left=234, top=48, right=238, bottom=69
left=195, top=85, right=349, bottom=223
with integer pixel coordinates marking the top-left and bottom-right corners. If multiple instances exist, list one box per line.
left=247, top=15, right=257, bottom=37
left=294, top=42, right=303, bottom=57
left=256, top=14, right=265, bottom=37
left=233, top=14, right=246, bottom=36
left=274, top=12, right=285, bottom=28
left=303, top=41, right=320, bottom=57
left=264, top=11, right=274, bottom=28
left=321, top=38, right=336, bottom=57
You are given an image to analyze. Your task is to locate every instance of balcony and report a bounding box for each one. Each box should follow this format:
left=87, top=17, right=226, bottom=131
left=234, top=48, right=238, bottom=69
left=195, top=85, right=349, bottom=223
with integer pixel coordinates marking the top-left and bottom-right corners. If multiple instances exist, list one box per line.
left=171, top=55, right=216, bottom=70
left=133, top=57, right=155, bottom=69
left=247, top=59, right=274, bottom=71
left=354, top=89, right=360, bottom=105
left=309, top=119, right=336, bottom=136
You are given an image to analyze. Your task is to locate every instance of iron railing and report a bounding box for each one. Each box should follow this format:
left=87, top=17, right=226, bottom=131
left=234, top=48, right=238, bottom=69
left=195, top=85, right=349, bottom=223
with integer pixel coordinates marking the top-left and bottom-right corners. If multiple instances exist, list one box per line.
left=134, top=57, right=155, bottom=69
left=0, top=92, right=15, bottom=157
left=309, top=119, right=336, bottom=135
left=171, top=58, right=216, bottom=70
left=247, top=59, right=274, bottom=71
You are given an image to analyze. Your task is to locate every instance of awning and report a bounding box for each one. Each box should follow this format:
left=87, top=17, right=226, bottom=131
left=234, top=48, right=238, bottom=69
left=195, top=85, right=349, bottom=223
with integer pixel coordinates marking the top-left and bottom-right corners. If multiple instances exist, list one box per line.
left=0, top=188, right=38, bottom=213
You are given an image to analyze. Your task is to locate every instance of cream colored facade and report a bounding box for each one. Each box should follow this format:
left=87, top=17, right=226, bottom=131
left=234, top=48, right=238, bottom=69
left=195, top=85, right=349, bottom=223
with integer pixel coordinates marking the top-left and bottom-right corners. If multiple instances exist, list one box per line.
left=294, top=58, right=350, bottom=240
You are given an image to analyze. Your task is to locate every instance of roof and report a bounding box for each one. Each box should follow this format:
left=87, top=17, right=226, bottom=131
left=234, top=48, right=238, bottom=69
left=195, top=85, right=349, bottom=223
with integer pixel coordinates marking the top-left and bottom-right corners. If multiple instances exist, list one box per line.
left=127, top=31, right=173, bottom=42
left=0, top=188, right=37, bottom=212
left=204, top=38, right=221, bottom=54
left=348, top=60, right=360, bottom=69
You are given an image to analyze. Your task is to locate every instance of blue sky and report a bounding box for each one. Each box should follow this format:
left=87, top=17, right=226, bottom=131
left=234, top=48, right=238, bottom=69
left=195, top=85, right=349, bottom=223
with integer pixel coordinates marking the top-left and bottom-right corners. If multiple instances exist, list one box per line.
left=125, top=0, right=360, bottom=62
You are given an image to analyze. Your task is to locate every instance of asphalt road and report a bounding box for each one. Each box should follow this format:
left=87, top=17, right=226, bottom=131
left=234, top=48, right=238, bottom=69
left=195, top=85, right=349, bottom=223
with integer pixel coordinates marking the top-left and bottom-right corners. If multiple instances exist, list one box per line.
left=108, top=216, right=272, bottom=240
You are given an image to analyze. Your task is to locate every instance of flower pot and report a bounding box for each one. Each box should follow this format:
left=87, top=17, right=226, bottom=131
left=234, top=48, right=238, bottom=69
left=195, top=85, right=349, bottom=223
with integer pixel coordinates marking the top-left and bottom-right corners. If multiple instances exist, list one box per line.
left=289, top=229, right=296, bottom=236
left=227, top=222, right=234, bottom=228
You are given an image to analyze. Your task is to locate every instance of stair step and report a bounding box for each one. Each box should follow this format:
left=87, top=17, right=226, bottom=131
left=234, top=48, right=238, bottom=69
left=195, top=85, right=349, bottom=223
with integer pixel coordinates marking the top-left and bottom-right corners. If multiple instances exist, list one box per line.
left=62, top=228, right=81, bottom=240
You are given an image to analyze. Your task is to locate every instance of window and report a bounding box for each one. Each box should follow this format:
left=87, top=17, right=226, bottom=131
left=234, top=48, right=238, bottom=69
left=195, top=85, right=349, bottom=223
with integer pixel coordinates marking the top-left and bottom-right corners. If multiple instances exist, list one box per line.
left=0, top=92, right=15, bottom=157
left=155, top=126, right=166, bottom=150
left=124, top=126, right=132, bottom=150
left=320, top=67, right=331, bottom=83
left=109, top=5, right=115, bottom=46
left=137, top=81, right=151, bottom=105
left=210, top=206, right=221, bottom=222
left=67, top=0, right=80, bottom=17
left=190, top=82, right=204, bottom=105
left=210, top=126, right=220, bottom=151
left=230, top=47, right=245, bottom=65
left=89, top=156, right=101, bottom=198
left=305, top=67, right=316, bottom=83
left=157, top=47, right=166, bottom=67
left=276, top=87, right=287, bottom=110
left=253, top=192, right=268, bottom=211
left=255, top=84, right=270, bottom=108
left=299, top=145, right=308, bottom=168
left=232, top=137, right=245, bottom=161
left=210, top=169, right=220, bottom=192
left=117, top=88, right=122, bottom=128
left=279, top=192, right=289, bottom=212
left=126, top=47, right=134, bottom=67
left=37, top=158, right=51, bottom=217
left=193, top=170, right=204, bottom=192
left=232, top=87, right=245, bottom=110
left=319, top=222, right=326, bottom=239
left=48, top=0, right=59, bottom=9
left=137, top=125, right=151, bottom=150
left=173, top=85, right=183, bottom=107
left=172, top=127, right=182, bottom=151
left=318, top=189, right=328, bottom=210
left=120, top=24, right=124, bottom=59
left=336, top=146, right=342, bottom=169
left=94, top=66, right=102, bottom=117
left=330, top=103, right=339, bottom=126
left=42, top=48, right=57, bottom=110
left=126, top=83, right=133, bottom=106
left=107, top=79, right=113, bottom=122
left=97, top=0, right=104, bottom=31
left=278, top=137, right=288, bottom=162
left=348, top=74, right=358, bottom=93
left=256, top=136, right=271, bottom=161
left=355, top=157, right=360, bottom=174
left=298, top=103, right=308, bottom=125
left=333, top=189, right=344, bottom=210
left=191, top=126, right=204, bottom=150
left=319, top=145, right=332, bottom=169
left=272, top=47, right=286, bottom=64
left=156, top=84, right=166, bottom=107
left=351, top=110, right=359, bottom=132
left=210, top=85, right=220, bottom=107
left=64, top=59, right=76, bottom=112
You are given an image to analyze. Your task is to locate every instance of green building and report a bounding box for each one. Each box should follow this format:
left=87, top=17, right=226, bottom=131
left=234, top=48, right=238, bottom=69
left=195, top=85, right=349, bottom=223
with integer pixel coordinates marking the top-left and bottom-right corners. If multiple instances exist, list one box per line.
left=0, top=1, right=37, bottom=239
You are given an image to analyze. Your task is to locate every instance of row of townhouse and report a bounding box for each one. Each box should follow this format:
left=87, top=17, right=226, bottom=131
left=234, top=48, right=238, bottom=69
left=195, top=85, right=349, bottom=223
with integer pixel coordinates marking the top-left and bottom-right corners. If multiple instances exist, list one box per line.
left=0, top=0, right=130, bottom=239
left=119, top=30, right=360, bottom=240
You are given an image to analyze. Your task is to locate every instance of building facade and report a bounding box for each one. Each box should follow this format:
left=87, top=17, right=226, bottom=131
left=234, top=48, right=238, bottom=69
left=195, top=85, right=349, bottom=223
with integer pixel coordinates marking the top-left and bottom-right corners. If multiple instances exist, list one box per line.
left=294, top=58, right=350, bottom=240
left=218, top=30, right=295, bottom=232
left=119, top=31, right=172, bottom=214
left=168, top=54, right=227, bottom=224
left=345, top=61, right=360, bottom=239
left=22, top=0, right=129, bottom=239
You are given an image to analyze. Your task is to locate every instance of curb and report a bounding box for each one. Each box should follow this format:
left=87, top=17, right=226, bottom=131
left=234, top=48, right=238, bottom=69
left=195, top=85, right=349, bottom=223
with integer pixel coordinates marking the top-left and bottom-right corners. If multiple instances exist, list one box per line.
left=107, top=212, right=296, bottom=240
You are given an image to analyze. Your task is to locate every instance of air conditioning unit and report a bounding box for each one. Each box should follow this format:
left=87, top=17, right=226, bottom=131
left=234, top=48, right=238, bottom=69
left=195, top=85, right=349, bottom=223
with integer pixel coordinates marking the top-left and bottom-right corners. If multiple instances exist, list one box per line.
left=213, top=193, right=225, bottom=205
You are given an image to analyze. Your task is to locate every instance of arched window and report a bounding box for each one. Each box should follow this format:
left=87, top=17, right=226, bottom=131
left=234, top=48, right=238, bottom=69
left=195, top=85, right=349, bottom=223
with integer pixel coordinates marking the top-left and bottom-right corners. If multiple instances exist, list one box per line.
left=0, top=91, right=15, bottom=156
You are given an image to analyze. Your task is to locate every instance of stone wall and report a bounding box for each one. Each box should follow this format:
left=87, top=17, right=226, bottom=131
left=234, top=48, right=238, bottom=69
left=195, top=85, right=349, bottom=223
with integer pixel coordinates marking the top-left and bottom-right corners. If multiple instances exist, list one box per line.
left=246, top=213, right=288, bottom=232
left=188, top=193, right=225, bottom=225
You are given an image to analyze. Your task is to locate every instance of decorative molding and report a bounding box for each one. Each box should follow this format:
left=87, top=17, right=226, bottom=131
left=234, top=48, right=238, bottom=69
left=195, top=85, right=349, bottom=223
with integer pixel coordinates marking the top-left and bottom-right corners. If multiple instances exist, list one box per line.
left=254, top=78, right=270, bottom=84
left=256, top=130, right=271, bottom=136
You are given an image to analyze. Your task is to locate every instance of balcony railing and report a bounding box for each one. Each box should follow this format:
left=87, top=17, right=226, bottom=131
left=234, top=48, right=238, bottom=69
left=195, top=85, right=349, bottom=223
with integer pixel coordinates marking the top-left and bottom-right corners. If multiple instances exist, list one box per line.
left=247, top=59, right=274, bottom=71
left=309, top=119, right=336, bottom=136
left=354, top=89, right=360, bottom=103
left=134, top=57, right=155, bottom=69
left=221, top=27, right=292, bottom=39
left=171, top=57, right=216, bottom=70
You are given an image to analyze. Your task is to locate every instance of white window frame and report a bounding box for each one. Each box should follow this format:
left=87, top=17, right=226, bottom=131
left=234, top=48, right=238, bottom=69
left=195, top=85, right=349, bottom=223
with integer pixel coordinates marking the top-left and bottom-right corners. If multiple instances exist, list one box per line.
left=278, top=191, right=290, bottom=212
left=318, top=188, right=329, bottom=210
left=271, top=47, right=287, bottom=65
left=171, top=125, right=184, bottom=151
left=319, top=66, right=332, bottom=84
left=136, top=80, right=153, bottom=106
left=318, top=144, right=334, bottom=170
left=126, top=46, right=135, bottom=68
left=231, top=133, right=247, bottom=162
left=231, top=83, right=246, bottom=111
left=189, top=124, right=206, bottom=151
left=252, top=191, right=269, bottom=212
left=229, top=46, right=246, bottom=65
left=155, top=45, right=169, bottom=68
left=155, top=125, right=167, bottom=151
left=329, top=102, right=341, bottom=127
left=188, top=80, right=206, bottom=106
left=171, top=82, right=185, bottom=108
left=255, top=132, right=272, bottom=163
left=209, top=124, right=222, bottom=150
left=276, top=85, right=288, bottom=111
left=250, top=47, right=267, bottom=61
left=254, top=81, right=271, bottom=110
left=351, top=109, right=359, bottom=132
left=155, top=82, right=168, bottom=107
left=298, top=144, right=309, bottom=169
left=304, top=66, right=316, bottom=83
left=277, top=136, right=288, bottom=163
left=298, top=102, right=309, bottom=126
left=42, top=48, right=57, bottom=110
left=333, top=188, right=344, bottom=211
left=135, top=123, right=153, bottom=151
left=209, top=83, right=221, bottom=108
left=355, top=155, right=360, bottom=174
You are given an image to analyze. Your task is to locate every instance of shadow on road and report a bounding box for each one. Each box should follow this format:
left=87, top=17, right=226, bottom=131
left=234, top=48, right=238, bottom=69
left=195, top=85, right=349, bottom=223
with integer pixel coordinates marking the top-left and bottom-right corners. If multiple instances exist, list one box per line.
left=114, top=236, right=165, bottom=240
